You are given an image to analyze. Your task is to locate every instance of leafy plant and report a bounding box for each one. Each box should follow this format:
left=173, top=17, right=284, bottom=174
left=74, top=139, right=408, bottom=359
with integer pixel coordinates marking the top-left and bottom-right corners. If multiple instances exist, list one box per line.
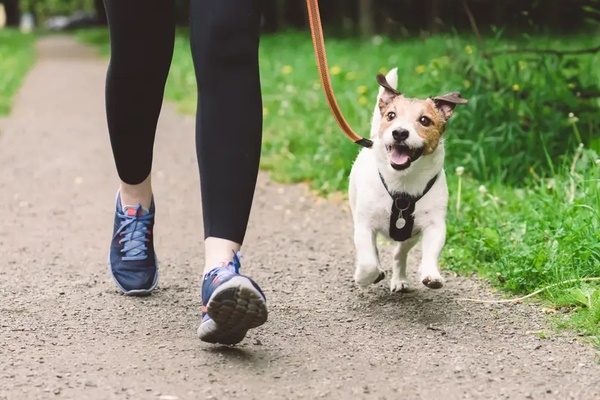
left=0, top=29, right=36, bottom=116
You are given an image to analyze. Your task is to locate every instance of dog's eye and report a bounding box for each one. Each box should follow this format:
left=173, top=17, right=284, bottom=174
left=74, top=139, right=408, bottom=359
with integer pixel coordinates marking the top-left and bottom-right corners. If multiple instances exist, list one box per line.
left=419, top=116, right=432, bottom=127
left=387, top=112, right=396, bottom=121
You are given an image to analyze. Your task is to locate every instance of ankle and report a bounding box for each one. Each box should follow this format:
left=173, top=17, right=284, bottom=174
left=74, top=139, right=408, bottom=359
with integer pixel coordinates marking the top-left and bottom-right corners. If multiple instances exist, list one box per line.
left=204, top=237, right=241, bottom=275
left=119, top=175, right=152, bottom=209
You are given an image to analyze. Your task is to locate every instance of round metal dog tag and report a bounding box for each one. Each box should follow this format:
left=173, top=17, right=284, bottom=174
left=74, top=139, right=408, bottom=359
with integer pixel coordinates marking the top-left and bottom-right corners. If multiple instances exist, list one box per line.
left=396, top=217, right=406, bottom=229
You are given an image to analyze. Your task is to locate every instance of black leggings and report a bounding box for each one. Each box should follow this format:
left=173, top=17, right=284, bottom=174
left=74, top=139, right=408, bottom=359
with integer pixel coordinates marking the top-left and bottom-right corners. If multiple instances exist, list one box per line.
left=103, top=0, right=263, bottom=244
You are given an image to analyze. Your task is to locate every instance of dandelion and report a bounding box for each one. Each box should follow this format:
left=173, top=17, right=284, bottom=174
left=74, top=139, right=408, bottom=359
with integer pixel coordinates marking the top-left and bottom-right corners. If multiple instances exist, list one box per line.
left=512, top=84, right=520, bottom=92
left=281, top=65, right=293, bottom=75
left=463, top=80, right=472, bottom=89
left=456, top=166, right=464, bottom=176
left=357, top=85, right=368, bottom=94
left=263, top=107, right=269, bottom=117
left=567, top=83, right=575, bottom=89
left=346, top=71, right=357, bottom=80
left=331, top=65, right=342, bottom=75
left=359, top=96, right=368, bottom=105
left=415, top=65, right=426, bottom=74
left=568, top=112, right=579, bottom=124
left=378, top=67, right=389, bottom=75
left=371, top=35, right=384, bottom=46
left=478, top=185, right=488, bottom=195
left=465, top=45, right=473, bottom=55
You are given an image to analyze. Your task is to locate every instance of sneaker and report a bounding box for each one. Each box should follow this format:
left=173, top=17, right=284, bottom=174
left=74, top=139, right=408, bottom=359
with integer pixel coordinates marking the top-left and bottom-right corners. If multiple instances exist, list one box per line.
left=108, top=192, right=158, bottom=296
left=198, top=253, right=268, bottom=345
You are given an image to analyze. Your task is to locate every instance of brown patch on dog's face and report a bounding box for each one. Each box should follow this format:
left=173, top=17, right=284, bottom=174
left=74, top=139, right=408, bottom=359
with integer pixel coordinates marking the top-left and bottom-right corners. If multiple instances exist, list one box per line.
left=378, top=96, right=448, bottom=155
left=376, top=74, right=468, bottom=156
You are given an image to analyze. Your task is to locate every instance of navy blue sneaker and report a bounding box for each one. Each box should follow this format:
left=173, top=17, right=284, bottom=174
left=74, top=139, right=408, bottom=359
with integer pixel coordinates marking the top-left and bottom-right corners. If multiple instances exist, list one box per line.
left=198, top=253, right=268, bottom=344
left=108, top=193, right=158, bottom=296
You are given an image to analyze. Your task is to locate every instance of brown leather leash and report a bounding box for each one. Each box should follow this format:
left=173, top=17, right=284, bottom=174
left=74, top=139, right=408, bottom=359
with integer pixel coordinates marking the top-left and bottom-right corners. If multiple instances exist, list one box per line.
left=306, top=0, right=374, bottom=148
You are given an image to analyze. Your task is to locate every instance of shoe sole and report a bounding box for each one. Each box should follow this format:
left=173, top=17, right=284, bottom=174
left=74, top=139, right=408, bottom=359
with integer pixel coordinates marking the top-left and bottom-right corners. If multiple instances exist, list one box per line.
left=198, top=276, right=268, bottom=345
left=107, top=253, right=159, bottom=296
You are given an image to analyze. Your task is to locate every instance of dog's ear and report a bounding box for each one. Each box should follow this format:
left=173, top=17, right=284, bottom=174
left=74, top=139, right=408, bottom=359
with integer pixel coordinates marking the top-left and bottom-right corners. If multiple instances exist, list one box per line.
left=376, top=73, right=401, bottom=110
left=432, top=92, right=468, bottom=120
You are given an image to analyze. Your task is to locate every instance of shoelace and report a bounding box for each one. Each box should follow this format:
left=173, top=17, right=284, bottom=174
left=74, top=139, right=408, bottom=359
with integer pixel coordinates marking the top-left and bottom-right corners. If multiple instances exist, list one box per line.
left=115, top=205, right=153, bottom=261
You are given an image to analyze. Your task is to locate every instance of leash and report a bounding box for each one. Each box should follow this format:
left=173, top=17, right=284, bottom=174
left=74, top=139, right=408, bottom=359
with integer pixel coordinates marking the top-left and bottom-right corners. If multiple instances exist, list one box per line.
left=305, top=0, right=374, bottom=149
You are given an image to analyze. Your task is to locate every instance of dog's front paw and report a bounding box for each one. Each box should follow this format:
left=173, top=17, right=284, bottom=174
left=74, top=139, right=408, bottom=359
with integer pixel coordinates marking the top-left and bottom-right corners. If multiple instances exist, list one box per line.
left=421, top=274, right=444, bottom=289
left=354, top=266, right=385, bottom=289
left=390, top=278, right=413, bottom=293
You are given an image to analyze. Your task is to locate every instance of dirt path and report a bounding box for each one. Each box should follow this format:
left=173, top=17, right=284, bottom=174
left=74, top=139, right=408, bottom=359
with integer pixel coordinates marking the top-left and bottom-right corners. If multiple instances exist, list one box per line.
left=0, top=36, right=598, bottom=400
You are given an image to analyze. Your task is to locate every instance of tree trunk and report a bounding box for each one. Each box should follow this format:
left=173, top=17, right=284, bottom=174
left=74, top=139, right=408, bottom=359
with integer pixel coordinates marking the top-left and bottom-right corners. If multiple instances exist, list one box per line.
left=276, top=0, right=286, bottom=31
left=286, top=0, right=306, bottom=29
left=3, top=0, right=20, bottom=26
left=94, top=0, right=107, bottom=25
left=261, top=0, right=285, bottom=33
left=358, top=0, right=375, bottom=37
left=426, top=0, right=441, bottom=34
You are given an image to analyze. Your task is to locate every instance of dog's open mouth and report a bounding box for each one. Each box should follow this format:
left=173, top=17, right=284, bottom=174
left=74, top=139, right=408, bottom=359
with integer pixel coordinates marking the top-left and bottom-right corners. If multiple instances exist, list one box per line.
left=386, top=144, right=424, bottom=170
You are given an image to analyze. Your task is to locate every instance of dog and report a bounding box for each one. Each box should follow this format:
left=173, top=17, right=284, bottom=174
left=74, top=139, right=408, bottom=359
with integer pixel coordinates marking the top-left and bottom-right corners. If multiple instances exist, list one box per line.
left=349, top=68, right=468, bottom=293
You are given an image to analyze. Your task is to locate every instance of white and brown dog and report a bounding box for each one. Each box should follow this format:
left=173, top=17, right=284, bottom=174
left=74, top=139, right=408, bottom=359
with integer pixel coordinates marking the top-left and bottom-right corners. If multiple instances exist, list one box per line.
left=349, top=68, right=468, bottom=293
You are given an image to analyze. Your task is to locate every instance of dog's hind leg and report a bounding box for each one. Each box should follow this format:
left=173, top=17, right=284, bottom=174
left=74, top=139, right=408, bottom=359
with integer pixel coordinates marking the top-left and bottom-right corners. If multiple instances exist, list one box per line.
left=353, top=225, right=384, bottom=289
left=419, top=222, right=446, bottom=289
left=390, top=237, right=419, bottom=293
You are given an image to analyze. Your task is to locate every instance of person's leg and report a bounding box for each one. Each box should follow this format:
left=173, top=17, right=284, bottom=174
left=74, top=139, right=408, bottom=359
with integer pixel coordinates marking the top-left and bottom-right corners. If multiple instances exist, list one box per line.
left=104, top=0, right=175, bottom=207
left=190, top=0, right=263, bottom=271
left=104, top=0, right=175, bottom=295
left=190, top=0, right=267, bottom=344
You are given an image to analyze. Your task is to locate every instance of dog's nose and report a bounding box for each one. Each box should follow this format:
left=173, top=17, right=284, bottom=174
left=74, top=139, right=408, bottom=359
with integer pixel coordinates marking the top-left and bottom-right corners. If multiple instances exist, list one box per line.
left=392, top=128, right=409, bottom=141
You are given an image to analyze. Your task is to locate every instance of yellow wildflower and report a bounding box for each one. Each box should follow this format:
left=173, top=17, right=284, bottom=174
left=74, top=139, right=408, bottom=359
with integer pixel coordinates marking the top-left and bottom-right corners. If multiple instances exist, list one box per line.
left=378, top=67, right=388, bottom=75
left=263, top=107, right=269, bottom=117
left=357, top=85, right=368, bottom=94
left=567, top=83, right=575, bottom=89
left=465, top=45, right=473, bottom=55
left=346, top=71, right=357, bottom=80
left=512, top=84, right=520, bottom=91
left=330, top=65, right=342, bottom=75
left=359, top=96, right=368, bottom=105
left=281, top=65, right=293, bottom=75
left=415, top=65, right=426, bottom=74
left=463, top=79, right=472, bottom=89
left=518, top=60, right=526, bottom=70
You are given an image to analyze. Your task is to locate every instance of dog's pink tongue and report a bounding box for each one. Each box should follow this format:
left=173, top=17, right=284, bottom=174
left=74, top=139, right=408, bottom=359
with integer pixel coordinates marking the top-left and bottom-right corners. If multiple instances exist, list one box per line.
left=389, top=146, right=410, bottom=165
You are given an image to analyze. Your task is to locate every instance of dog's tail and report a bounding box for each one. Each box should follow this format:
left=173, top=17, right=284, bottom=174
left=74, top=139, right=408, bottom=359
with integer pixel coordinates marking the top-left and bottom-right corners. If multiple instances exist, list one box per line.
left=370, top=67, right=398, bottom=139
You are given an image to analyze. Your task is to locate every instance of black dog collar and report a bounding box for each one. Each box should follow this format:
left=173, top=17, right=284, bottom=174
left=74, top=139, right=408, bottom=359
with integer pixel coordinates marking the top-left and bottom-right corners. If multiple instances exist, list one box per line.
left=378, top=171, right=439, bottom=242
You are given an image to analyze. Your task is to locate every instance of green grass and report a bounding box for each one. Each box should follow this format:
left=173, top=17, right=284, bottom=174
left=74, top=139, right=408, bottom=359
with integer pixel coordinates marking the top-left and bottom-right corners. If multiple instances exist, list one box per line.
left=77, top=28, right=600, bottom=347
left=0, top=30, right=36, bottom=116
left=444, top=146, right=600, bottom=346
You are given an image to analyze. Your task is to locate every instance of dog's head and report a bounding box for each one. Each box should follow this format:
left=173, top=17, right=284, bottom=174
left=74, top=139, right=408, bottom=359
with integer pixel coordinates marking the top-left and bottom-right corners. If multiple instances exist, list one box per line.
left=375, top=73, right=468, bottom=171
